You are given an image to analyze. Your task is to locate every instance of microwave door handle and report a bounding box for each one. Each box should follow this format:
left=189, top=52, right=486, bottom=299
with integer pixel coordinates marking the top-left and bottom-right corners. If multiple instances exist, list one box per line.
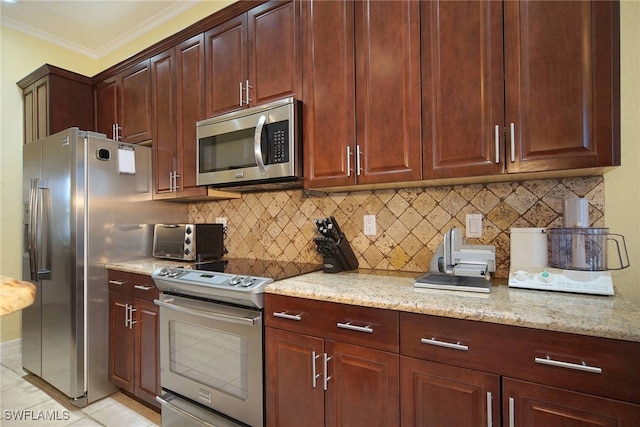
left=254, top=114, right=268, bottom=176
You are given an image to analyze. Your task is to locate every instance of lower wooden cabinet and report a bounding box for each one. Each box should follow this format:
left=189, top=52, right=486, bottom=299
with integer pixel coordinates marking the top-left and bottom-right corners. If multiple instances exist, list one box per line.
left=265, top=294, right=399, bottom=426
left=108, top=270, right=160, bottom=409
left=400, top=356, right=500, bottom=427
left=503, top=378, right=640, bottom=427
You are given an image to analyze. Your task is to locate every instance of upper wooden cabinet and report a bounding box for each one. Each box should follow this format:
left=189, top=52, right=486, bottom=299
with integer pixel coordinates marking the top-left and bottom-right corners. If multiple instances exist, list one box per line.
left=205, top=0, right=302, bottom=117
left=422, top=0, right=620, bottom=180
left=18, top=65, right=93, bottom=144
left=303, top=0, right=422, bottom=189
left=151, top=34, right=210, bottom=199
left=95, top=60, right=152, bottom=144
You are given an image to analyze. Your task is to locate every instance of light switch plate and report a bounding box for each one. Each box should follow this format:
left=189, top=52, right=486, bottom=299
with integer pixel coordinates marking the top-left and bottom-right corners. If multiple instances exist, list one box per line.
left=466, top=214, right=483, bottom=238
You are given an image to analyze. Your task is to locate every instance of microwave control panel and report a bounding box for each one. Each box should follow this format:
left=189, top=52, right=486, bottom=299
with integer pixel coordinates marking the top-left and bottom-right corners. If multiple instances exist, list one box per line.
left=266, top=120, right=289, bottom=164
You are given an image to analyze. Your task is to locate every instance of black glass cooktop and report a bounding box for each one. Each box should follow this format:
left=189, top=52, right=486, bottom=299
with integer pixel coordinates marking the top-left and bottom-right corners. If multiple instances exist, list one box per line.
left=193, top=258, right=322, bottom=281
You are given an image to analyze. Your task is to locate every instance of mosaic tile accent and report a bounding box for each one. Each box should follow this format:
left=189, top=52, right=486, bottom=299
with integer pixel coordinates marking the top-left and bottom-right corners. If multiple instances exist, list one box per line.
left=188, top=176, right=605, bottom=279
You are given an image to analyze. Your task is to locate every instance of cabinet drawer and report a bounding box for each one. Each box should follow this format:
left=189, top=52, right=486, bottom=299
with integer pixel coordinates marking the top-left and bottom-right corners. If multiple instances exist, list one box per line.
left=265, top=294, right=398, bottom=353
left=400, top=312, right=506, bottom=374
left=500, top=326, right=640, bottom=405
left=130, top=274, right=159, bottom=301
left=108, top=270, right=133, bottom=294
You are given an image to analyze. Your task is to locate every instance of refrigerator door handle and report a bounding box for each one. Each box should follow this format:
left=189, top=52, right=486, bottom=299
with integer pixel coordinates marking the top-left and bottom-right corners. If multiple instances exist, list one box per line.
left=28, top=178, right=38, bottom=281
left=36, top=179, right=51, bottom=280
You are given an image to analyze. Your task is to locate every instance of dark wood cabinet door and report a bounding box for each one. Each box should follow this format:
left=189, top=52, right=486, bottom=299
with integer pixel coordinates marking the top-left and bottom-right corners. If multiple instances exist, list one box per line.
left=22, top=77, right=49, bottom=145
left=95, top=77, right=119, bottom=139
left=503, top=378, right=640, bottom=426
left=120, top=60, right=152, bottom=143
left=22, top=83, right=37, bottom=145
left=134, top=298, right=160, bottom=408
left=205, top=14, right=247, bottom=117
left=302, top=0, right=356, bottom=188
left=151, top=49, right=176, bottom=197
left=422, top=0, right=505, bottom=179
left=175, top=34, right=207, bottom=197
left=400, top=356, right=500, bottom=427
left=504, top=0, right=620, bottom=172
left=108, top=292, right=134, bottom=393
left=248, top=0, right=301, bottom=106
left=325, top=341, right=399, bottom=427
left=354, top=0, right=422, bottom=185
left=265, top=328, right=325, bottom=427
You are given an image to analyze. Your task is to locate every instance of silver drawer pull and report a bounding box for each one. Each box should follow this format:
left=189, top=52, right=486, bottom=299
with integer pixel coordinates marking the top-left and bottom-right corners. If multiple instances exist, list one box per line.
left=421, top=337, right=469, bottom=352
left=272, top=311, right=302, bottom=321
left=337, top=321, right=373, bottom=333
left=535, top=356, right=603, bottom=374
left=109, top=280, right=126, bottom=286
left=134, top=285, right=152, bottom=291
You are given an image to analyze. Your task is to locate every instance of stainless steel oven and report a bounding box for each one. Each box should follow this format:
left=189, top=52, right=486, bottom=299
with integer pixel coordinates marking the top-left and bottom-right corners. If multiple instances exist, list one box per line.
left=155, top=293, right=263, bottom=427
left=152, top=259, right=321, bottom=427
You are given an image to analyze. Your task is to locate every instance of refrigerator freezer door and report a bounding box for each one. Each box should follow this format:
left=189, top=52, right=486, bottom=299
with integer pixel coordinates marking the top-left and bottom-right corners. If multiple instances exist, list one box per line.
left=22, top=140, right=42, bottom=377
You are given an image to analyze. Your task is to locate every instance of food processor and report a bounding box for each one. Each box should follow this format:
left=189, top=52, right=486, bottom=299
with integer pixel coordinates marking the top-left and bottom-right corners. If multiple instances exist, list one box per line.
left=508, top=198, right=629, bottom=295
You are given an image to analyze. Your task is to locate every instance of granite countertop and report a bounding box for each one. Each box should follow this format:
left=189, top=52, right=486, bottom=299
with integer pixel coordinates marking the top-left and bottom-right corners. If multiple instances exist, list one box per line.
left=1, top=275, right=36, bottom=316
left=266, top=270, right=640, bottom=343
left=106, top=260, right=640, bottom=343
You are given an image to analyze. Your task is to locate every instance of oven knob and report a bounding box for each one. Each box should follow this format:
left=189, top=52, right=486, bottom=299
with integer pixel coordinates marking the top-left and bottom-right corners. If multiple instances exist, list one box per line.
left=184, top=248, right=191, bottom=256
left=185, top=226, right=192, bottom=235
left=158, top=267, right=169, bottom=276
left=185, top=238, right=191, bottom=245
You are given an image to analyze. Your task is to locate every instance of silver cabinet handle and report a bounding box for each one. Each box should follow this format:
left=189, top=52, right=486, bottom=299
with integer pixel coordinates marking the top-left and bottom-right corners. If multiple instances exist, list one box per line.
left=174, top=172, right=180, bottom=191
left=245, top=79, right=252, bottom=106
left=356, top=144, right=362, bottom=176
left=486, top=391, right=492, bottom=427
left=494, top=124, right=500, bottom=164
left=311, top=351, right=321, bottom=388
left=346, top=146, right=352, bottom=177
left=420, top=337, right=469, bottom=352
left=323, top=353, right=332, bottom=391
left=509, top=397, right=515, bottom=427
left=272, top=311, right=302, bottom=321
left=337, top=321, right=373, bottom=334
left=534, top=356, right=603, bottom=374
left=239, top=81, right=244, bottom=107
left=128, top=305, right=137, bottom=329
left=510, top=122, right=515, bottom=163
left=254, top=114, right=268, bottom=176
left=109, top=280, right=127, bottom=286
left=134, top=285, right=152, bottom=291
left=169, top=171, right=174, bottom=192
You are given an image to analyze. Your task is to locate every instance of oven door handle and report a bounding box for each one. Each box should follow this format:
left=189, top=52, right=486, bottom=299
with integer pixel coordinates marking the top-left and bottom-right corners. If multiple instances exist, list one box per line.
left=154, top=298, right=260, bottom=326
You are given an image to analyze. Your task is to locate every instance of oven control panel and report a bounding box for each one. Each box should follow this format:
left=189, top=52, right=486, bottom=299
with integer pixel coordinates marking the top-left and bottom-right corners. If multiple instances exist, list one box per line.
left=152, top=267, right=273, bottom=308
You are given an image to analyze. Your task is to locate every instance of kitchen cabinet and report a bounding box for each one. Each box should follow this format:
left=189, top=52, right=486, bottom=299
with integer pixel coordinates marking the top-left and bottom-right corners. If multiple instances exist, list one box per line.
left=400, top=311, right=640, bottom=426
left=95, top=60, right=152, bottom=144
left=422, top=0, right=620, bottom=179
left=151, top=34, right=215, bottom=200
left=18, top=64, right=93, bottom=145
left=204, top=0, right=302, bottom=117
left=303, top=0, right=421, bottom=189
left=265, top=294, right=399, bottom=426
left=108, top=270, right=160, bottom=409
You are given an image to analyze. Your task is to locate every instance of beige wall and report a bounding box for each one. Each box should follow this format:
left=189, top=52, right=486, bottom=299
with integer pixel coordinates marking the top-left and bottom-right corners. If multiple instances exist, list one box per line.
left=2, top=1, right=639, bottom=341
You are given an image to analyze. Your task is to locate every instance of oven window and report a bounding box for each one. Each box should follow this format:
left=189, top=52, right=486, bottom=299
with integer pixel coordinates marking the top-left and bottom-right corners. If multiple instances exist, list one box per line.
left=169, top=320, right=248, bottom=400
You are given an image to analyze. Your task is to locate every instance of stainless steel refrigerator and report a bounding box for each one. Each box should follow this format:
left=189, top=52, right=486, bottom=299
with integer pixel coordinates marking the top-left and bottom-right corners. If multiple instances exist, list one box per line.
left=22, top=128, right=186, bottom=406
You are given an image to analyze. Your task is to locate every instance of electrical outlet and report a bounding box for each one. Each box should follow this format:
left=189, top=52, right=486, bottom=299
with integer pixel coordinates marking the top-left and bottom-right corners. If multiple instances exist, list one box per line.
left=364, top=215, right=376, bottom=236
left=466, top=214, right=483, bottom=238
left=215, top=217, right=228, bottom=228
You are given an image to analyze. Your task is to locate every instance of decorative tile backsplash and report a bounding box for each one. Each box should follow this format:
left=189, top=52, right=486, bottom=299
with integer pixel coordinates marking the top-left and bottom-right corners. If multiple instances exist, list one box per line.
left=188, top=176, right=605, bottom=279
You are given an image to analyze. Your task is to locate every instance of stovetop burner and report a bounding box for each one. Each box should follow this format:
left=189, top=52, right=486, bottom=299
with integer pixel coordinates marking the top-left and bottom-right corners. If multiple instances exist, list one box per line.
left=151, top=258, right=322, bottom=308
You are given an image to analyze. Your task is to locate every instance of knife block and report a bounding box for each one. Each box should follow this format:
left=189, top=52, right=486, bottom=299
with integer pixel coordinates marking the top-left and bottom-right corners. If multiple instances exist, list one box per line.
left=320, top=238, right=359, bottom=273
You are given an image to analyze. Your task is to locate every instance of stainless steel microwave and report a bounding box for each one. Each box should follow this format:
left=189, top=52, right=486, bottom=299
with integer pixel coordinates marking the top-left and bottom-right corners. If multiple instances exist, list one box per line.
left=196, top=97, right=302, bottom=187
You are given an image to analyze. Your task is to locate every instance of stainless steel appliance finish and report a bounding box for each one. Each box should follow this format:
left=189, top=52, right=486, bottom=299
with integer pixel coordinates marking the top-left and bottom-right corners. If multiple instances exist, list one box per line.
left=153, top=267, right=272, bottom=427
left=196, top=97, right=301, bottom=187
left=22, top=128, right=186, bottom=406
left=153, top=223, right=226, bottom=261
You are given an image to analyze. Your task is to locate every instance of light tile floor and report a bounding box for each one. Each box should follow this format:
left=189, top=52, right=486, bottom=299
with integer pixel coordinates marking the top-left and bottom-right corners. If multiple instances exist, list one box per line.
left=0, top=339, right=160, bottom=427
